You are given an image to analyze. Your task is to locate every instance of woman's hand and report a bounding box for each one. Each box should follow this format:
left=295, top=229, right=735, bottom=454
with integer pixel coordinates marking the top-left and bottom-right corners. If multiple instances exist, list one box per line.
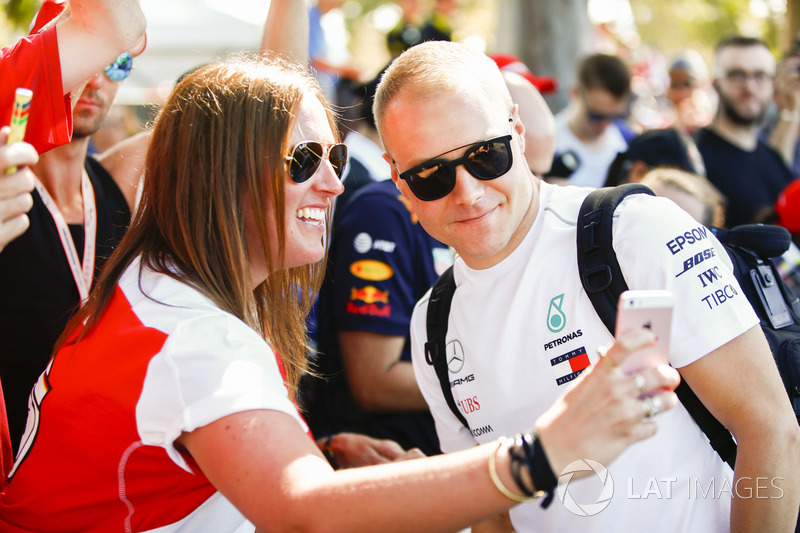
left=535, top=327, right=680, bottom=476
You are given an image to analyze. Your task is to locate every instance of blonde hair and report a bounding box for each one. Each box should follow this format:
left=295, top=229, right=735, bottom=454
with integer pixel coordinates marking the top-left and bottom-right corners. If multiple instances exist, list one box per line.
left=641, top=168, right=726, bottom=228
left=373, top=41, right=512, bottom=140
left=58, top=55, right=336, bottom=396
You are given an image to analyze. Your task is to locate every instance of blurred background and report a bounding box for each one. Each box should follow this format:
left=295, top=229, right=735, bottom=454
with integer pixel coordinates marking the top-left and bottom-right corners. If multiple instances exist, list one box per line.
left=1, top=0, right=797, bottom=143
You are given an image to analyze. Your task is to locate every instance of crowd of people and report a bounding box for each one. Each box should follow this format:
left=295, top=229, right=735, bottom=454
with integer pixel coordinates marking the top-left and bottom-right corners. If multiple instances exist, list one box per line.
left=0, top=0, right=799, bottom=532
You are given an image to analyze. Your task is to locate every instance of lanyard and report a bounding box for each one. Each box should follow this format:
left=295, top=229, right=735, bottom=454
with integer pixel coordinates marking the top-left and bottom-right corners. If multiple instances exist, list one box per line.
left=34, top=170, right=97, bottom=304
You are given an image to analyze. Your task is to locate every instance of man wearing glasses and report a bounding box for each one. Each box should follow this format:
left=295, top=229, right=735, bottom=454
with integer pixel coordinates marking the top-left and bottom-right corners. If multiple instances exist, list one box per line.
left=0, top=47, right=141, bottom=455
left=548, top=53, right=632, bottom=188
left=695, top=36, right=794, bottom=228
left=373, top=41, right=799, bottom=532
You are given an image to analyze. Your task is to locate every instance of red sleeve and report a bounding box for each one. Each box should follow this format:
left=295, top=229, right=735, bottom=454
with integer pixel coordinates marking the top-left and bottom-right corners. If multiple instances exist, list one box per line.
left=0, top=26, right=72, bottom=155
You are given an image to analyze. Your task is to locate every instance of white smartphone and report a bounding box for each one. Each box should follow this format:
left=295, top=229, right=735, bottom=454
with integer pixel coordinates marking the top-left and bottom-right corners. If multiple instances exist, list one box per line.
left=614, top=290, right=674, bottom=374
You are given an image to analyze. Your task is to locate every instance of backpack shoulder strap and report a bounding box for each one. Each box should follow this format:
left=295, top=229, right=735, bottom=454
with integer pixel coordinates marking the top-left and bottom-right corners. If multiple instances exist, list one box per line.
left=576, top=184, right=737, bottom=469
left=576, top=183, right=654, bottom=332
left=424, top=266, right=469, bottom=429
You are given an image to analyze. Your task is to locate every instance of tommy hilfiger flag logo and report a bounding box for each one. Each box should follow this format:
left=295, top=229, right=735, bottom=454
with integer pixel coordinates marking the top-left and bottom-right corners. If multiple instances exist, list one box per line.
left=551, top=347, right=590, bottom=386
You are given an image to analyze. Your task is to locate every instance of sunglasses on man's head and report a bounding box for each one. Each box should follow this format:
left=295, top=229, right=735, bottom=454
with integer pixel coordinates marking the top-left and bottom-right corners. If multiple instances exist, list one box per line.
left=397, top=132, right=514, bottom=201
left=104, top=52, right=133, bottom=82
left=288, top=141, right=348, bottom=183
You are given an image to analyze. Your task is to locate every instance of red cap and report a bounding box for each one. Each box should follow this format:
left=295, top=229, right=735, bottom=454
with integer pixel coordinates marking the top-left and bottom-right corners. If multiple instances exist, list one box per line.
left=776, top=179, right=800, bottom=233
left=28, top=0, right=68, bottom=35
left=490, top=53, right=559, bottom=94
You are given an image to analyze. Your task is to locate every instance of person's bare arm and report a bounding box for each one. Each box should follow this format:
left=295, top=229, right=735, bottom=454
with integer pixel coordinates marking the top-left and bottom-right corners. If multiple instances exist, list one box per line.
left=310, top=58, right=361, bottom=81
left=680, top=326, right=800, bottom=533
left=470, top=511, right=515, bottom=533
left=261, top=0, right=308, bottom=63
left=97, top=0, right=306, bottom=212
left=767, top=116, right=799, bottom=169
left=183, top=410, right=523, bottom=532
left=339, top=330, right=429, bottom=412
left=178, top=329, right=680, bottom=531
left=97, top=130, right=150, bottom=211
left=55, top=0, right=146, bottom=93
left=768, top=56, right=800, bottom=170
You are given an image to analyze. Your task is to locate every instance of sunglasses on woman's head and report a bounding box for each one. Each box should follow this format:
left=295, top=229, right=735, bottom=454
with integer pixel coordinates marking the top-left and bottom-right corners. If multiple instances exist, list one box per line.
left=397, top=133, right=514, bottom=201
left=288, top=141, right=348, bottom=183
left=104, top=52, right=133, bottom=82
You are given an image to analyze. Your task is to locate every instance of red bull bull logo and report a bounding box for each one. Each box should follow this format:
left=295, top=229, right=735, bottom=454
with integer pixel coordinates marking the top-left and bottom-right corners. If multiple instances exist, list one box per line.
left=350, top=285, right=390, bottom=304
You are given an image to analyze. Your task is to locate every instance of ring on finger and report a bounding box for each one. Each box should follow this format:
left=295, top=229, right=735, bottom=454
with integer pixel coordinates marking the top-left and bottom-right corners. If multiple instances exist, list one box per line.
left=641, top=395, right=662, bottom=420
left=650, top=395, right=662, bottom=417
left=633, top=373, right=646, bottom=394
left=598, top=345, right=616, bottom=368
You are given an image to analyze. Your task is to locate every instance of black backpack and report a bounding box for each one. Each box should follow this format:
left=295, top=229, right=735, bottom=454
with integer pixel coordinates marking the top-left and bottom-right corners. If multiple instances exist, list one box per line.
left=425, top=183, right=800, bottom=469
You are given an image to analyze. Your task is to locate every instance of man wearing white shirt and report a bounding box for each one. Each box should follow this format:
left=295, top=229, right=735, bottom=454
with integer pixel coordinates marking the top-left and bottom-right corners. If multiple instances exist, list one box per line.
left=550, top=53, right=632, bottom=188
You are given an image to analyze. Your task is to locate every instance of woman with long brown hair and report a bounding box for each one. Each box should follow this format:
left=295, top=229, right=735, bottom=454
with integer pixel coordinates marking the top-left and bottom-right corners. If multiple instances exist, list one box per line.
left=0, top=50, right=679, bottom=533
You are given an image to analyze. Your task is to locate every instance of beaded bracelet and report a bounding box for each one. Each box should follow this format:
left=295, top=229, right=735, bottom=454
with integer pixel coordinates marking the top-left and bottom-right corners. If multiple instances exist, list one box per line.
left=488, top=439, right=540, bottom=503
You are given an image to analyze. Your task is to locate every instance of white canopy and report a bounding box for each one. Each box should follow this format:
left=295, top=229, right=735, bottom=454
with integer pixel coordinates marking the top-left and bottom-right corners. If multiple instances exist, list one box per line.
left=118, top=0, right=270, bottom=104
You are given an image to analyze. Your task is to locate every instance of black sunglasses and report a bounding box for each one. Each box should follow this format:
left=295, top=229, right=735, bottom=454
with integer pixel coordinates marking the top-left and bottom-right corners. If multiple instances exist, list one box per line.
left=580, top=90, right=628, bottom=123
left=288, top=141, right=348, bottom=183
left=586, top=109, right=627, bottom=123
left=397, top=134, right=514, bottom=201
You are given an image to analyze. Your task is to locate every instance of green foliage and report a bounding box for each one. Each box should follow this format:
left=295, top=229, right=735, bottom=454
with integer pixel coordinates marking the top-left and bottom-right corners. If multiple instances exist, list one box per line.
left=2, top=0, right=39, bottom=30
left=631, top=0, right=785, bottom=61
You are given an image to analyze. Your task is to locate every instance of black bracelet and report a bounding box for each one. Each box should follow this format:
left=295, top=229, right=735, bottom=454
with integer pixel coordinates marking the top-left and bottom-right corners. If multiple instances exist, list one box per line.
left=507, top=431, right=557, bottom=508
left=527, top=432, right=557, bottom=508
left=507, top=436, right=535, bottom=498
left=319, top=435, right=340, bottom=470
